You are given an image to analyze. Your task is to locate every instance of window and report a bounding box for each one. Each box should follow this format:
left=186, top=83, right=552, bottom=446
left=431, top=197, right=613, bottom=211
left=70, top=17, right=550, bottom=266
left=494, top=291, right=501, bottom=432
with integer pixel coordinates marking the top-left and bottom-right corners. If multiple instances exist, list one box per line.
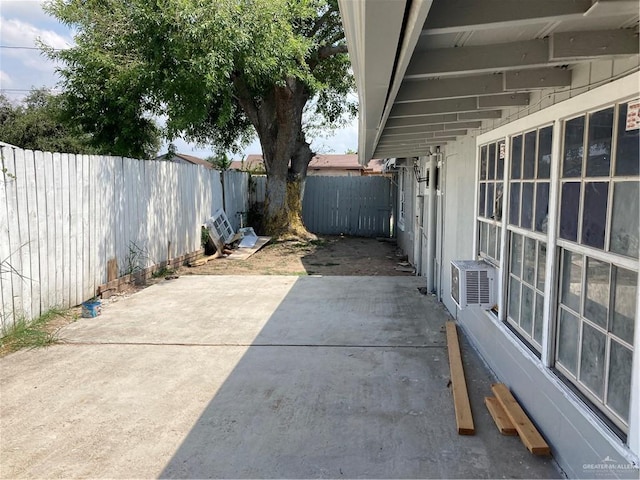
left=506, top=232, right=546, bottom=353
left=505, top=125, right=552, bottom=353
left=509, top=126, right=552, bottom=234
left=559, top=106, right=639, bottom=259
left=556, top=99, right=639, bottom=434
left=477, top=140, right=505, bottom=264
left=556, top=251, right=636, bottom=432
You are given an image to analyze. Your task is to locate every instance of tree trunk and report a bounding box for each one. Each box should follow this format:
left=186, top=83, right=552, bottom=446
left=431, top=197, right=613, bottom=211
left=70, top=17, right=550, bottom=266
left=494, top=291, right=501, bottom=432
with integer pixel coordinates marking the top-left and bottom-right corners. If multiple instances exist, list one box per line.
left=238, top=76, right=315, bottom=239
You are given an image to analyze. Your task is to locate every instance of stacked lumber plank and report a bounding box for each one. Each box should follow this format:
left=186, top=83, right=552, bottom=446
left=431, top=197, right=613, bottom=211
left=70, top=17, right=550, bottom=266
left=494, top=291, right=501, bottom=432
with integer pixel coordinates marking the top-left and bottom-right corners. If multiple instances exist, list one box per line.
left=485, top=383, right=550, bottom=456
left=445, top=321, right=475, bottom=435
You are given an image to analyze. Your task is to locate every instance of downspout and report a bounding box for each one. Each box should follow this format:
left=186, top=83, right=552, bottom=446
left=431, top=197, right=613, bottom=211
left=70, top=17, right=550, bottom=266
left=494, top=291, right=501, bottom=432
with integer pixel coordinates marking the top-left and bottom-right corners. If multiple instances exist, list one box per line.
left=426, top=154, right=437, bottom=292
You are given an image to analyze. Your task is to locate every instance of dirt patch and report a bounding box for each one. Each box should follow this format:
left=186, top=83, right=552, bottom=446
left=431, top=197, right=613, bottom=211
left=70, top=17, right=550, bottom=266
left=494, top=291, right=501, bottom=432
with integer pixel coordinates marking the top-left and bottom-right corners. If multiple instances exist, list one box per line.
left=177, top=235, right=413, bottom=276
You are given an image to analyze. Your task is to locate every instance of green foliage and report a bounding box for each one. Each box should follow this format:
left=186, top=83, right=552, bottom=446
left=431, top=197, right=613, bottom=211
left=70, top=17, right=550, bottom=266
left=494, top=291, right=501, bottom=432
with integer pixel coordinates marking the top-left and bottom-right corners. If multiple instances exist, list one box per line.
left=0, top=90, right=99, bottom=154
left=43, top=0, right=355, bottom=157
left=206, top=152, right=232, bottom=171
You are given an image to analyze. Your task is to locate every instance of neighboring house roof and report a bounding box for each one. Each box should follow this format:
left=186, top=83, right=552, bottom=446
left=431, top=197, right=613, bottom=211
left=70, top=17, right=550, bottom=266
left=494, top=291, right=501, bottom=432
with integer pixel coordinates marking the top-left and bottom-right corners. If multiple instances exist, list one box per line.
left=231, top=154, right=384, bottom=173
left=155, top=153, right=213, bottom=169
left=230, top=154, right=266, bottom=172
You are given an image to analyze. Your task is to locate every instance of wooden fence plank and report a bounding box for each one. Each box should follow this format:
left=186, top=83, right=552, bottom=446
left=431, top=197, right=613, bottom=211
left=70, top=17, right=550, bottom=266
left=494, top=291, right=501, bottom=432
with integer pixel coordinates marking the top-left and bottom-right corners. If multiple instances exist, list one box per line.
left=52, top=153, right=64, bottom=307
left=81, top=154, right=92, bottom=301
left=60, top=154, right=71, bottom=308
left=485, top=397, right=518, bottom=435
left=67, top=154, right=77, bottom=307
left=24, top=151, right=41, bottom=319
left=445, top=321, right=475, bottom=435
left=0, top=148, right=9, bottom=329
left=0, top=148, right=18, bottom=328
left=13, top=149, right=32, bottom=320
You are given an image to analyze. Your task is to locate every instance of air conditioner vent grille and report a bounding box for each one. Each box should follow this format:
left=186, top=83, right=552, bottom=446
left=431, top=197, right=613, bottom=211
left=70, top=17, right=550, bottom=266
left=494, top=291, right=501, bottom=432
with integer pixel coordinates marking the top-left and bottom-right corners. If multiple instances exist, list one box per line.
left=451, top=260, right=496, bottom=309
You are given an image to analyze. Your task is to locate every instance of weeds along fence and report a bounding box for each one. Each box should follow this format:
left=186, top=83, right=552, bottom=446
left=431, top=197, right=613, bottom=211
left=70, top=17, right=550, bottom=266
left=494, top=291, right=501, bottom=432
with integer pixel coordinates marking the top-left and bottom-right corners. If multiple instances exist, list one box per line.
left=0, top=146, right=238, bottom=331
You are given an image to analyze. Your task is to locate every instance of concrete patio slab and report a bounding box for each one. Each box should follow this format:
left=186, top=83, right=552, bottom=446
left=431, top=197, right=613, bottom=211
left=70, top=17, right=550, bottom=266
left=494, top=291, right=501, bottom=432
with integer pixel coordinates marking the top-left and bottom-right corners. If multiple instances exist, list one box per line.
left=0, top=276, right=562, bottom=478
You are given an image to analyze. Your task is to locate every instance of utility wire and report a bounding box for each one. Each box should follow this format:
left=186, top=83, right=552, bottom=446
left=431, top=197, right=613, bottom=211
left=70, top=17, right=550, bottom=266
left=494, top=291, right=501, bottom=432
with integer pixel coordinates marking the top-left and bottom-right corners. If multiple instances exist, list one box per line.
left=0, top=45, right=66, bottom=51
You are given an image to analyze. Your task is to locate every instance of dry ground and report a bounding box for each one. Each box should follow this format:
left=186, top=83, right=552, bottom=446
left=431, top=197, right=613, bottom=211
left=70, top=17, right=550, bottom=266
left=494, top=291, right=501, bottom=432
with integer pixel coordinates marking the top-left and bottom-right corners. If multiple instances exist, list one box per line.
left=177, top=235, right=412, bottom=276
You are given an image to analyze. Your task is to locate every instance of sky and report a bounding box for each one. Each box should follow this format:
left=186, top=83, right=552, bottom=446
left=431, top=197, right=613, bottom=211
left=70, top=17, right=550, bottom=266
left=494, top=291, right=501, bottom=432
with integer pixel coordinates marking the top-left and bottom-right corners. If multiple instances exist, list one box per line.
left=0, top=0, right=358, bottom=159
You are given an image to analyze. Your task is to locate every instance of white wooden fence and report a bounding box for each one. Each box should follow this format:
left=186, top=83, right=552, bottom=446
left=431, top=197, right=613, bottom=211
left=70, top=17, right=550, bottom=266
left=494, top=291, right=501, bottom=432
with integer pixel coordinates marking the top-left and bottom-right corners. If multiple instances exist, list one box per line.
left=0, top=147, right=225, bottom=330
left=222, top=170, right=250, bottom=231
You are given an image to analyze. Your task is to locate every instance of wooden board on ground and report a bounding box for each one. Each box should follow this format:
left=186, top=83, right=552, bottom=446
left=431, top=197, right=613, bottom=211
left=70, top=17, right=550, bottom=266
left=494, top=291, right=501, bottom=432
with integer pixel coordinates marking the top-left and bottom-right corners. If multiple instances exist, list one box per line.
left=188, top=251, right=221, bottom=267
left=445, top=321, right=475, bottom=435
left=485, top=397, right=517, bottom=436
left=227, top=236, right=272, bottom=261
left=491, top=383, right=551, bottom=455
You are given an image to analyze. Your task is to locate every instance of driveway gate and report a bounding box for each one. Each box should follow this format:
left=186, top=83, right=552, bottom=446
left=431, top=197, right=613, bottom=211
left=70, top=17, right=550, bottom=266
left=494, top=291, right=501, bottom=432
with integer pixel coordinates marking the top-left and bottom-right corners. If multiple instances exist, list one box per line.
left=302, top=176, right=392, bottom=237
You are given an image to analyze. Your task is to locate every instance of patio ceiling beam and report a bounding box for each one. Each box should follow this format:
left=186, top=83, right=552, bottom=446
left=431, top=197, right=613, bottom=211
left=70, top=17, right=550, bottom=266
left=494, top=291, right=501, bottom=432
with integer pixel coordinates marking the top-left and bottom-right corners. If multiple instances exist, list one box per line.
left=389, top=94, right=529, bottom=118
left=420, top=0, right=591, bottom=36
left=550, top=29, right=639, bottom=61
left=382, top=121, right=482, bottom=135
left=384, top=111, right=502, bottom=128
left=405, top=30, right=638, bottom=79
left=396, top=68, right=572, bottom=103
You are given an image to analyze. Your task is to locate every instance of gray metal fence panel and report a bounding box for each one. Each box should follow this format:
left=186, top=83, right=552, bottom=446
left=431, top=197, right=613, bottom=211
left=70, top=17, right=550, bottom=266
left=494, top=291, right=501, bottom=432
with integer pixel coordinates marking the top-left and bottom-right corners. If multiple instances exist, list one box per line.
left=302, top=176, right=392, bottom=237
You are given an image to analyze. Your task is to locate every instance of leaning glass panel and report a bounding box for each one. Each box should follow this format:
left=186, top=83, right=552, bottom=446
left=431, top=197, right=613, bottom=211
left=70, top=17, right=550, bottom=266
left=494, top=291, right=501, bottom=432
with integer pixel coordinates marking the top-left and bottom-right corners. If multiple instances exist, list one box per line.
left=478, top=183, right=486, bottom=217
left=559, top=182, right=580, bottom=241
left=610, top=181, right=639, bottom=259
left=537, top=126, right=552, bottom=179
left=586, top=107, right=614, bottom=177
left=523, top=237, right=536, bottom=285
left=520, top=284, right=534, bottom=336
left=607, top=340, right=632, bottom=423
left=611, top=266, right=637, bottom=345
left=584, top=257, right=609, bottom=329
left=563, top=116, right=585, bottom=178
left=561, top=250, right=582, bottom=313
left=495, top=182, right=504, bottom=221
left=510, top=233, right=523, bottom=277
left=615, top=101, right=640, bottom=176
left=579, top=323, right=606, bottom=399
left=581, top=181, right=608, bottom=249
left=557, top=308, right=580, bottom=375
left=511, top=134, right=523, bottom=179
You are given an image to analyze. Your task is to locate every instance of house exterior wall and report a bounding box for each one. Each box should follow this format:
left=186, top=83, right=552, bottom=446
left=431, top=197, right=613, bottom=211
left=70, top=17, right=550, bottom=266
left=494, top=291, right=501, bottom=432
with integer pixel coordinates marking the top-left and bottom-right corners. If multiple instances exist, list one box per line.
left=396, top=58, right=639, bottom=478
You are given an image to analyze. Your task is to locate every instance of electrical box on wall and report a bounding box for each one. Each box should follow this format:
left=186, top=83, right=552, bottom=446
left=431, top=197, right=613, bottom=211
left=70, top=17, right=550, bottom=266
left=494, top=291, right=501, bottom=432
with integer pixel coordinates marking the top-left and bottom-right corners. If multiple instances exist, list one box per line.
left=451, top=260, right=496, bottom=309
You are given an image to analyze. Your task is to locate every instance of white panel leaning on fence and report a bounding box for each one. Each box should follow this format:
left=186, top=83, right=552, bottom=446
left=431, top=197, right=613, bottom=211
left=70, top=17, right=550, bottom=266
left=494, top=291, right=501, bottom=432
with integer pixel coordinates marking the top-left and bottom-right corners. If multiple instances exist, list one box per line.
left=0, top=146, right=225, bottom=331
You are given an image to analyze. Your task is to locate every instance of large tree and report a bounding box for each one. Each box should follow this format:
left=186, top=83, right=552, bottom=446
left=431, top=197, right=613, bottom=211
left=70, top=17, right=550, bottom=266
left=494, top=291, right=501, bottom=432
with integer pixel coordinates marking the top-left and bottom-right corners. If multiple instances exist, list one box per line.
left=45, top=0, right=355, bottom=237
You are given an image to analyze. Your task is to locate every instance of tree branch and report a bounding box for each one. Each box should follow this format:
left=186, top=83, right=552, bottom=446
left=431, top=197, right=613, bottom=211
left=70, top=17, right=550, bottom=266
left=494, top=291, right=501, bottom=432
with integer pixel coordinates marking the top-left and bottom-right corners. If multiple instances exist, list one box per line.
left=317, top=43, right=348, bottom=60
left=231, top=73, right=259, bottom=129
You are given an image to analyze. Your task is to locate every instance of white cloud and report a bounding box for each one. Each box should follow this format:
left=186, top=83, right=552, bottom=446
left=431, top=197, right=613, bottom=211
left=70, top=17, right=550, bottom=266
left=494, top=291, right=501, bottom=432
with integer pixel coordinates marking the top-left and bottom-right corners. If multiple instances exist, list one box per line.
left=0, top=70, right=13, bottom=88
left=0, top=17, right=73, bottom=50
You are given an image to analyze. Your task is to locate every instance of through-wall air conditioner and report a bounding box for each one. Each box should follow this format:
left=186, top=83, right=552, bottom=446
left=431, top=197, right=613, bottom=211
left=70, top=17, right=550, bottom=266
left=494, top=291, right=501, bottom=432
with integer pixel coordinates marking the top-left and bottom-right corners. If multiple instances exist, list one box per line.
left=450, top=260, right=496, bottom=309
